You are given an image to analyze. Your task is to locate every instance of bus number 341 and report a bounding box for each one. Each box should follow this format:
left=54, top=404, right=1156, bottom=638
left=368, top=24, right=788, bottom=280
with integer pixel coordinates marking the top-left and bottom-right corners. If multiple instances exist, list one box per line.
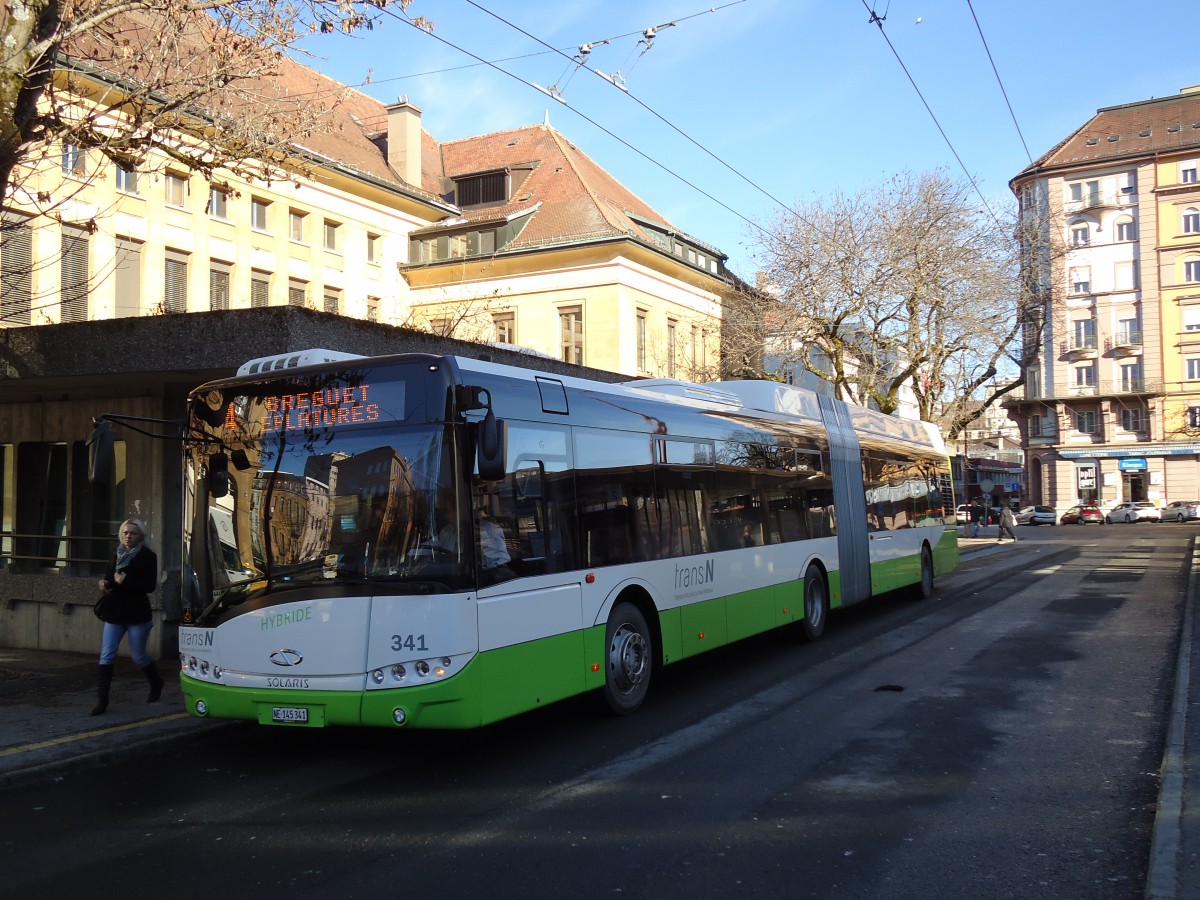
left=391, top=633, right=429, bottom=652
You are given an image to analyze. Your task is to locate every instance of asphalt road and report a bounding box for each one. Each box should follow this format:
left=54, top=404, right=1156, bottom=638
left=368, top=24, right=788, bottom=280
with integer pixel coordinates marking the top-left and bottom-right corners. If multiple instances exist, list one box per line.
left=0, top=525, right=1186, bottom=899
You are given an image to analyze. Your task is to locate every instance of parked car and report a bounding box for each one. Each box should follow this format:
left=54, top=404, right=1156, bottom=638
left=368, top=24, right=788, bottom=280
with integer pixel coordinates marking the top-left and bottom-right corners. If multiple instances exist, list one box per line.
left=955, top=504, right=970, bottom=525
left=1162, top=500, right=1200, bottom=523
left=1015, top=505, right=1057, bottom=526
left=1060, top=504, right=1105, bottom=525
left=1105, top=501, right=1161, bottom=524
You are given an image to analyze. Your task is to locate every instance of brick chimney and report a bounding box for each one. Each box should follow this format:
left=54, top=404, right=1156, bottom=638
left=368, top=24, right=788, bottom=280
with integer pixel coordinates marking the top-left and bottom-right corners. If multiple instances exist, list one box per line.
left=386, top=99, right=423, bottom=188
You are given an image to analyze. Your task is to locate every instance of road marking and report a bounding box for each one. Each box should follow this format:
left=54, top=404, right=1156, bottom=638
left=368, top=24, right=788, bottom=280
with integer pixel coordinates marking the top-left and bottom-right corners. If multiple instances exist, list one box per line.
left=0, top=713, right=188, bottom=758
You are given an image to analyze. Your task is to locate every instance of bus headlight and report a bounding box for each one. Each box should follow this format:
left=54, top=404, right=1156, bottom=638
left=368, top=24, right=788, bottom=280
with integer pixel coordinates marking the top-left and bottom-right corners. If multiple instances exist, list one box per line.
left=199, top=660, right=210, bottom=676
left=195, top=699, right=208, bottom=716
left=392, top=708, right=407, bottom=725
left=391, top=664, right=406, bottom=681
left=415, top=660, right=430, bottom=677
left=371, top=668, right=385, bottom=684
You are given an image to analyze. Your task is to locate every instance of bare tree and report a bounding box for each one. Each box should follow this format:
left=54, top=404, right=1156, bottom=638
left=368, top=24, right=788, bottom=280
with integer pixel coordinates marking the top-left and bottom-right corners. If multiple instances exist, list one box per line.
left=0, top=1, right=429, bottom=208
left=755, top=170, right=1046, bottom=437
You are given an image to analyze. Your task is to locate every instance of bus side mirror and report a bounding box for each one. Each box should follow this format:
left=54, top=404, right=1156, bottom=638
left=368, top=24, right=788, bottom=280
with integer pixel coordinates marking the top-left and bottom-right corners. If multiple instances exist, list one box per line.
left=87, top=419, right=115, bottom=484
left=476, top=408, right=507, bottom=482
left=209, top=452, right=231, bottom=499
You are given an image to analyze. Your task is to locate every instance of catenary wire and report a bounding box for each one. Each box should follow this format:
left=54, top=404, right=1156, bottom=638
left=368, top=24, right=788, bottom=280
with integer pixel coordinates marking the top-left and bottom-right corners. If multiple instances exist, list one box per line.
left=966, top=0, right=1032, bottom=163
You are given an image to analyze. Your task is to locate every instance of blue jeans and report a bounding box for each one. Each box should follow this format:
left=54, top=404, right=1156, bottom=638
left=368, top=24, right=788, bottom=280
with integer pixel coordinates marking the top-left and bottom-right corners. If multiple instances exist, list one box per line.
left=99, top=621, right=153, bottom=667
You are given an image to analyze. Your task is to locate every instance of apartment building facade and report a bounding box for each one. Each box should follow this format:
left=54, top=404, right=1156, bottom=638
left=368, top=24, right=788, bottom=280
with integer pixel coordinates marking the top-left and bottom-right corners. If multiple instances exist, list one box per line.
left=1008, top=85, right=1200, bottom=512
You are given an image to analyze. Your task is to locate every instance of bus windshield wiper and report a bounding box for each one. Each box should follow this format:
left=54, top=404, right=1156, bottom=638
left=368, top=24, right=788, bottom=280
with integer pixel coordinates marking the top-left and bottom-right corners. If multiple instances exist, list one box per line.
left=198, top=576, right=270, bottom=623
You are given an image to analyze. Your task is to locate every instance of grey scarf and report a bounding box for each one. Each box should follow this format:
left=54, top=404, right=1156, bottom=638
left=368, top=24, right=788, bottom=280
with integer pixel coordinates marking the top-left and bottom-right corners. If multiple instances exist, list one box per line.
left=114, top=543, right=143, bottom=572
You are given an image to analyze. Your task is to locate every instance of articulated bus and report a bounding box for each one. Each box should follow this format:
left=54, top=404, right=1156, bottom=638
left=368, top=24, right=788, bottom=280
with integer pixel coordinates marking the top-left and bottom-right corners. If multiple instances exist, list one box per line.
left=177, top=350, right=958, bottom=728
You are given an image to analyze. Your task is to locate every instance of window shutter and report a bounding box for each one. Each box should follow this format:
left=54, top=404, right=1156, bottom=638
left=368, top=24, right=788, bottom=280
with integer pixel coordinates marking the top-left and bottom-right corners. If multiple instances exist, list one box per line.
left=60, top=227, right=90, bottom=322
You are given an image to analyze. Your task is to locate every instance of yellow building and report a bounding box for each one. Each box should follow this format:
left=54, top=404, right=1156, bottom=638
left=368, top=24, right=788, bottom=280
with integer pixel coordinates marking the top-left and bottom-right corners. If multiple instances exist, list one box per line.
left=1009, top=85, right=1200, bottom=512
left=1, top=51, right=729, bottom=382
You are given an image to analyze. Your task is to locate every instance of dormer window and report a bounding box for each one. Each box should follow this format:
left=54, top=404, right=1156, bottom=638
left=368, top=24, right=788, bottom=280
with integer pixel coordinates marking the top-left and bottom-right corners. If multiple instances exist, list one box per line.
left=455, top=171, right=507, bottom=207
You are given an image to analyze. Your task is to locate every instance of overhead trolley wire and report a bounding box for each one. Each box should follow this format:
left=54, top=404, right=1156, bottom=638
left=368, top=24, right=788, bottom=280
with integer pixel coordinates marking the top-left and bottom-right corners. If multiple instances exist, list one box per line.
left=966, top=0, right=1032, bottom=164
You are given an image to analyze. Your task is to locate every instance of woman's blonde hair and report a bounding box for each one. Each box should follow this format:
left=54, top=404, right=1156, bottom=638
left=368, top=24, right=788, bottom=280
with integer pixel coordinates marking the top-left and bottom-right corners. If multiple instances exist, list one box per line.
left=120, top=518, right=153, bottom=551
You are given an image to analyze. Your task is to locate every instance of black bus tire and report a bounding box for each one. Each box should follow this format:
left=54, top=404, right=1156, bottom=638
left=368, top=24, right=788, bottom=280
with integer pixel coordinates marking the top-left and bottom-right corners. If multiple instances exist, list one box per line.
left=800, top=565, right=828, bottom=642
left=911, top=544, right=934, bottom=600
left=602, top=602, right=653, bottom=715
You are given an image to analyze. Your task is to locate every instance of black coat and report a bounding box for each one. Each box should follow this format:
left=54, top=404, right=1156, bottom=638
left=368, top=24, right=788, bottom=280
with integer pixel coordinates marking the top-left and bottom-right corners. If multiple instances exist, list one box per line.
left=99, top=546, right=158, bottom=625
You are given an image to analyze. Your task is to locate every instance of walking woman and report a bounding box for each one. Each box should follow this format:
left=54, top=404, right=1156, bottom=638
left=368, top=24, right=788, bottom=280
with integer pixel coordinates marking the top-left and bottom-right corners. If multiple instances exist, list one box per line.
left=91, top=519, right=162, bottom=715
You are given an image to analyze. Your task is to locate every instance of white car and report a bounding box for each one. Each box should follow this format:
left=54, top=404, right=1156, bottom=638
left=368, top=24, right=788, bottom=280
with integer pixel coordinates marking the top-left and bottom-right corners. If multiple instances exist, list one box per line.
left=1105, top=501, right=1160, bottom=524
left=1015, top=505, right=1056, bottom=526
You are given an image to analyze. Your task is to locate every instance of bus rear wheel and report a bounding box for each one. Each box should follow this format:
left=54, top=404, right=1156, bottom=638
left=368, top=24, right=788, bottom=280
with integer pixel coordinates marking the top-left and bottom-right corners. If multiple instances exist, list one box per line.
left=603, top=602, right=652, bottom=715
left=800, top=565, right=827, bottom=642
left=911, top=544, right=934, bottom=600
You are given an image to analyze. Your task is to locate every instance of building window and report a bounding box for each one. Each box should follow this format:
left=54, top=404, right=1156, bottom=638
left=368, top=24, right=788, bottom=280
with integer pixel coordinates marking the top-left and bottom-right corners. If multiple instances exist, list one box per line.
left=289, top=210, right=306, bottom=243
left=323, top=288, right=341, bottom=314
left=1116, top=317, right=1141, bottom=345
left=636, top=309, right=647, bottom=372
left=164, top=251, right=188, bottom=314
left=208, top=188, right=228, bottom=220
left=1073, top=365, right=1095, bottom=388
left=1120, top=362, right=1143, bottom=392
left=60, top=226, right=89, bottom=322
left=1119, top=408, right=1147, bottom=432
left=324, top=220, right=339, bottom=252
left=1, top=213, right=34, bottom=326
left=165, top=172, right=188, bottom=208
left=1115, top=219, right=1137, bottom=241
left=367, top=233, right=381, bottom=264
left=114, top=238, right=141, bottom=317
left=667, top=319, right=678, bottom=378
left=251, top=198, right=270, bottom=231
left=1070, top=223, right=1090, bottom=246
left=1186, top=260, right=1200, bottom=283
left=1183, top=164, right=1199, bottom=184
left=1188, top=358, right=1200, bottom=381
left=288, top=279, right=306, bottom=307
left=115, top=165, right=138, bottom=195
left=366, top=295, right=380, bottom=322
left=1028, top=415, right=1043, bottom=437
left=250, top=272, right=270, bottom=308
left=209, top=263, right=231, bottom=311
left=455, top=171, right=507, bottom=206
left=1072, top=318, right=1096, bottom=350
left=1184, top=208, right=1200, bottom=235
left=560, top=306, right=583, bottom=365
left=1115, top=260, right=1138, bottom=291
left=1076, top=410, right=1096, bottom=434
left=1189, top=406, right=1200, bottom=429
left=1069, top=268, right=1091, bottom=295
left=61, top=143, right=86, bottom=177
left=493, top=312, right=514, bottom=344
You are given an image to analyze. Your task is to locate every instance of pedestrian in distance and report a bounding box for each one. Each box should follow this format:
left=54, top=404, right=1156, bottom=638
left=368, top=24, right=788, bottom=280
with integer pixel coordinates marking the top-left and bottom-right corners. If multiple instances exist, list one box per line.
left=91, top=518, right=162, bottom=715
left=997, top=505, right=1020, bottom=543
left=969, top=502, right=982, bottom=538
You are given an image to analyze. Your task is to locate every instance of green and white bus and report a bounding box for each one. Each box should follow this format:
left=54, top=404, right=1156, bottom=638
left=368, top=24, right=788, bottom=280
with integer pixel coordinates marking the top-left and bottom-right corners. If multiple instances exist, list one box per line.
left=177, top=349, right=958, bottom=728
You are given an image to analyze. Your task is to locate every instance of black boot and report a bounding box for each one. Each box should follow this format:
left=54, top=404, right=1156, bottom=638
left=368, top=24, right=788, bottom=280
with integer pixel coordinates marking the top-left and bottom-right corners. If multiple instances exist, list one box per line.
left=142, top=662, right=164, bottom=703
left=90, top=664, right=114, bottom=716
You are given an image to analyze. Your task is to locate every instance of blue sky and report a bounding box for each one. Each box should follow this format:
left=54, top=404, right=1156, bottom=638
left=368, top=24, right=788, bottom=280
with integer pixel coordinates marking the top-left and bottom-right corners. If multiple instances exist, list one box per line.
left=300, top=0, right=1196, bottom=276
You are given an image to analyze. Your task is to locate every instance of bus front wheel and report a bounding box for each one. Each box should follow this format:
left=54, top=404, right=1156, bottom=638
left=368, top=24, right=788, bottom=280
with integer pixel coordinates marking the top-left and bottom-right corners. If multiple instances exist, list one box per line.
left=800, top=565, right=827, bottom=642
left=603, top=602, right=652, bottom=715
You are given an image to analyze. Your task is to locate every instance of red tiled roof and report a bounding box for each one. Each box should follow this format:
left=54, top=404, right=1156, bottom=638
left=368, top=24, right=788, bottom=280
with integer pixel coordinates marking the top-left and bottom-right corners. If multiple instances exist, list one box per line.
left=1015, top=87, right=1200, bottom=183
left=62, top=11, right=722, bottom=258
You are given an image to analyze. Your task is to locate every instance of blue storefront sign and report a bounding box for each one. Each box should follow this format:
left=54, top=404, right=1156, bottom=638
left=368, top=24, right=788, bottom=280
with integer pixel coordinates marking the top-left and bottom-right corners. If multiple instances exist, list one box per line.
left=1118, top=458, right=1147, bottom=471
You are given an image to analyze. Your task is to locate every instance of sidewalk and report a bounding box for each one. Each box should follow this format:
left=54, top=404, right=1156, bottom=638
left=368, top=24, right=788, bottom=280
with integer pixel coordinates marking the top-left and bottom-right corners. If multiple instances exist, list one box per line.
left=0, top=536, right=1194, bottom=896
left=0, top=648, right=215, bottom=788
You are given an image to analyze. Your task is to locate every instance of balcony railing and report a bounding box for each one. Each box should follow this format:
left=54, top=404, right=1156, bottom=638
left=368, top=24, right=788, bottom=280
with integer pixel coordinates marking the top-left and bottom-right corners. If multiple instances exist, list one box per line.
left=1105, top=331, right=1143, bottom=355
left=1063, top=191, right=1134, bottom=214
left=0, top=531, right=112, bottom=576
left=1059, top=338, right=1098, bottom=359
left=1010, top=378, right=1163, bottom=401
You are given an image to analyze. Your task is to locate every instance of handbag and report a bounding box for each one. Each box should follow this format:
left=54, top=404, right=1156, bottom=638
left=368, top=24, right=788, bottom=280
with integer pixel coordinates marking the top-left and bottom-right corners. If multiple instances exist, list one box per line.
left=93, top=589, right=112, bottom=621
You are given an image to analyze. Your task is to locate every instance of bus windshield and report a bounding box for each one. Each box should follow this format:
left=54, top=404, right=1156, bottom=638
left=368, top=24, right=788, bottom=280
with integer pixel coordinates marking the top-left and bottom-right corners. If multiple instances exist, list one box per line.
left=184, top=373, right=474, bottom=618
